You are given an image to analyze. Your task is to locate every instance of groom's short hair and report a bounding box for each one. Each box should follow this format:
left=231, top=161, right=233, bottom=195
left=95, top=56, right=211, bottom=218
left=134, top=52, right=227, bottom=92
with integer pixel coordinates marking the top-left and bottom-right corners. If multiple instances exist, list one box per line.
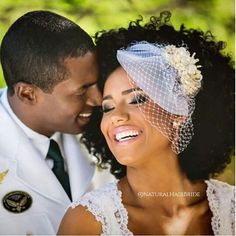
left=0, top=10, right=95, bottom=94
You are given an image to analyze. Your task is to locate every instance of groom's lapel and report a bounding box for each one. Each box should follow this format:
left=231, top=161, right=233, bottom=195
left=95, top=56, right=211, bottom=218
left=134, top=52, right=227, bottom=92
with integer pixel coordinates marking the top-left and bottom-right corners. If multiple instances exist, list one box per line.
left=63, top=134, right=95, bottom=200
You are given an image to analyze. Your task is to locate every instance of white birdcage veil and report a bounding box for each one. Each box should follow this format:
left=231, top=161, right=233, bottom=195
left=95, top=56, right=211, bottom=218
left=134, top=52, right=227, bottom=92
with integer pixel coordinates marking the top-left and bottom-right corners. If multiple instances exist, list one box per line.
left=117, top=41, right=202, bottom=153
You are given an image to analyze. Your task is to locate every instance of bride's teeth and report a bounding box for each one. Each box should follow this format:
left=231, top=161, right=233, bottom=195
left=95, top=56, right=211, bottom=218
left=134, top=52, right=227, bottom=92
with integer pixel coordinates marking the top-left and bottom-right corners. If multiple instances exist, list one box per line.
left=115, top=130, right=140, bottom=142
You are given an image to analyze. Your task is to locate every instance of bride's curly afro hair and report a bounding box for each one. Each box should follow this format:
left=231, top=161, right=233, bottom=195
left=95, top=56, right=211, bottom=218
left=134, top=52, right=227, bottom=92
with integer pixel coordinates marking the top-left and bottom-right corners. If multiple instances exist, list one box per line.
left=81, top=11, right=234, bottom=180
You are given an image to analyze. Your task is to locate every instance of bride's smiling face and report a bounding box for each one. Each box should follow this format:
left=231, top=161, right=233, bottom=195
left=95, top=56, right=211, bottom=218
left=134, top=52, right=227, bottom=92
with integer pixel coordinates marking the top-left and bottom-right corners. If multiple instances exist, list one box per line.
left=100, top=67, right=171, bottom=166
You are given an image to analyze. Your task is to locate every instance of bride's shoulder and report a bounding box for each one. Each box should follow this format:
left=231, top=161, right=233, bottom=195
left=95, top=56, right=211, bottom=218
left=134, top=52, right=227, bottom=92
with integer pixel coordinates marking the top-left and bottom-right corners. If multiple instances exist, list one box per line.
left=58, top=204, right=102, bottom=235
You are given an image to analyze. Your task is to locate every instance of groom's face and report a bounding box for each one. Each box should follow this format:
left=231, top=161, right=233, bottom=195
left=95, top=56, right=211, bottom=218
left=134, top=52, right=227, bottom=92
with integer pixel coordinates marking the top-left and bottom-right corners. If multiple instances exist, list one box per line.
left=35, top=51, right=102, bottom=136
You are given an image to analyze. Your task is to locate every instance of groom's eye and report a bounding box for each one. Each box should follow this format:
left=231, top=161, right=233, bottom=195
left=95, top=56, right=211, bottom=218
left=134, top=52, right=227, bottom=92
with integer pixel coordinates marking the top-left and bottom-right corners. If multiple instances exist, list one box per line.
left=77, top=82, right=97, bottom=97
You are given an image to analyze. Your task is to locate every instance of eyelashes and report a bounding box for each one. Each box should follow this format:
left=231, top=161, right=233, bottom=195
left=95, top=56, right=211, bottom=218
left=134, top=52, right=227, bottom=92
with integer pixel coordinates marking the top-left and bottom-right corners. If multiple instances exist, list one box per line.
left=102, top=94, right=148, bottom=113
left=130, top=94, right=148, bottom=105
left=102, top=106, right=114, bottom=113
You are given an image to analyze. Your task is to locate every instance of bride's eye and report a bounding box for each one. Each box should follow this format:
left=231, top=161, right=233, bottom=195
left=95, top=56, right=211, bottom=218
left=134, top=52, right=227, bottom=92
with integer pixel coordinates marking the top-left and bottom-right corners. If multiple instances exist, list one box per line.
left=102, top=105, right=114, bottom=113
left=130, top=94, right=148, bottom=105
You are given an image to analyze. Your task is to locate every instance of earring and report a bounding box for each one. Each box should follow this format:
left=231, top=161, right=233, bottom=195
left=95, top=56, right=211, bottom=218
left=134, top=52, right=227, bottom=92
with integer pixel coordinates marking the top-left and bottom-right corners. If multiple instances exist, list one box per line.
left=173, top=120, right=180, bottom=129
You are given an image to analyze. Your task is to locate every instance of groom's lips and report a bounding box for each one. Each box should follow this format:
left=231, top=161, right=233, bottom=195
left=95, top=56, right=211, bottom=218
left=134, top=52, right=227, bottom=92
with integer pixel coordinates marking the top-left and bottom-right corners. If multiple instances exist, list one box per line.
left=77, top=112, right=92, bottom=125
left=79, top=113, right=92, bottom=118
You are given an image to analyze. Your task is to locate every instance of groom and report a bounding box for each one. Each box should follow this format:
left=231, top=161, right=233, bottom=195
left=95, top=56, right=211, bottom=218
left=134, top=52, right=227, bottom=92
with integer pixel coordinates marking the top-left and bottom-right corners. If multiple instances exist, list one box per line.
left=0, top=10, right=111, bottom=234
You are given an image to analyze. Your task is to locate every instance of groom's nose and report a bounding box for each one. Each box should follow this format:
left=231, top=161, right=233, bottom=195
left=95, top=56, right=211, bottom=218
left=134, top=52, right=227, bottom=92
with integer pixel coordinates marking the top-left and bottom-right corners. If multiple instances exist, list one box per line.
left=86, top=84, right=102, bottom=106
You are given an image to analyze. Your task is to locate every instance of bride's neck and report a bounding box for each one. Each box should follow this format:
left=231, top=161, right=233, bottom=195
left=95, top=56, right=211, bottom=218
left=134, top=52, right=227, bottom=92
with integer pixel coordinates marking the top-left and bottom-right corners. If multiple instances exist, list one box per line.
left=127, top=150, right=187, bottom=191
left=120, top=151, right=206, bottom=210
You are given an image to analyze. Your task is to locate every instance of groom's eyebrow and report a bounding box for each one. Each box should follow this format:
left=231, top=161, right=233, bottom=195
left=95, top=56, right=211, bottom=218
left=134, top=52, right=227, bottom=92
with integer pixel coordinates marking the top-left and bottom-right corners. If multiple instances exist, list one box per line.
left=81, top=81, right=97, bottom=89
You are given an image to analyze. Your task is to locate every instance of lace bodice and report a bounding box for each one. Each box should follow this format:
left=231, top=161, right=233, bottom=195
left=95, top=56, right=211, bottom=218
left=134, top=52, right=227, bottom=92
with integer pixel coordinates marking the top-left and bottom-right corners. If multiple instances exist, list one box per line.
left=71, top=179, right=235, bottom=235
left=205, top=179, right=235, bottom=235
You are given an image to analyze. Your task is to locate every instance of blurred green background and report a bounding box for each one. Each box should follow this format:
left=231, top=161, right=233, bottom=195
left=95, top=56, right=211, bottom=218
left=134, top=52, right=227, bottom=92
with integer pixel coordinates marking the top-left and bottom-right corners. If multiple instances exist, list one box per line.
left=0, top=0, right=234, bottom=184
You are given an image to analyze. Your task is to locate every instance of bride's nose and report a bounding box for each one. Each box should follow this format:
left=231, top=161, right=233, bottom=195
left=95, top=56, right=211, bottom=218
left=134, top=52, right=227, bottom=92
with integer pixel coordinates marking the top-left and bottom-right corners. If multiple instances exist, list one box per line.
left=110, top=105, right=129, bottom=125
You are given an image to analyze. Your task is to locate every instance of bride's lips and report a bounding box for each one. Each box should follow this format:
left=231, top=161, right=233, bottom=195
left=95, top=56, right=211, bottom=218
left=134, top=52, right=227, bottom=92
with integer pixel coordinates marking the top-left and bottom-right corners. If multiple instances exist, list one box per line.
left=111, top=125, right=143, bottom=144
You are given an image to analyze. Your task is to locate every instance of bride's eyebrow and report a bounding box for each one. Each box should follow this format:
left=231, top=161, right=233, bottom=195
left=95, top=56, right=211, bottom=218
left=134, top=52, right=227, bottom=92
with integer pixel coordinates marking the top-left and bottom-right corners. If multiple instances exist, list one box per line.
left=103, top=87, right=143, bottom=101
left=121, top=87, right=142, bottom=95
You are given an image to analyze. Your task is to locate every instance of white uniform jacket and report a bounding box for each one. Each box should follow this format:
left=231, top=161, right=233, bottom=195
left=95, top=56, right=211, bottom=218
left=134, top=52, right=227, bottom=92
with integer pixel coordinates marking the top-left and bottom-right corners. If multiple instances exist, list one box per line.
left=0, top=89, right=113, bottom=235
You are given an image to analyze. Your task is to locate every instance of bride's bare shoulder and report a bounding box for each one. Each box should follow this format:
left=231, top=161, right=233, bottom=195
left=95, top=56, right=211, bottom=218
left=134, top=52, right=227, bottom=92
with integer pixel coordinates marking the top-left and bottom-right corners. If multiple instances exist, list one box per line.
left=57, top=205, right=102, bottom=235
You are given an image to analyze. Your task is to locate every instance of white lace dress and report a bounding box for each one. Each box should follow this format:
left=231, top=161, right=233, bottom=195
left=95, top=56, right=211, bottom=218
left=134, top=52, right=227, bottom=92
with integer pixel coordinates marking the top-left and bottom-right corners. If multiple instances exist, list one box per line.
left=71, top=179, right=235, bottom=235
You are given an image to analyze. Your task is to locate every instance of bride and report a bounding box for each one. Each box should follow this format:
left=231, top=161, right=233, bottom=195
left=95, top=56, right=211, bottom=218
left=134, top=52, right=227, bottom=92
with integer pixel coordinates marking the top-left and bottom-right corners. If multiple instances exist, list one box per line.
left=58, top=12, right=234, bottom=235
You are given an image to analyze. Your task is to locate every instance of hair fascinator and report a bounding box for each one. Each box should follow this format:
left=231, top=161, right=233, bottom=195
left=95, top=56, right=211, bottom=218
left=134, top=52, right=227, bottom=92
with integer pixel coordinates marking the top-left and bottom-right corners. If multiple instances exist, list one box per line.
left=117, top=41, right=202, bottom=153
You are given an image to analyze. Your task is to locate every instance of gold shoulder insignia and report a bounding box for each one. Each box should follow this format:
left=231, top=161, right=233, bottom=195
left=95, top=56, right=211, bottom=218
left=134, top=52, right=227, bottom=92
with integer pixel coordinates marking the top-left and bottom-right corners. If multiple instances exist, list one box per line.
left=0, top=170, right=9, bottom=184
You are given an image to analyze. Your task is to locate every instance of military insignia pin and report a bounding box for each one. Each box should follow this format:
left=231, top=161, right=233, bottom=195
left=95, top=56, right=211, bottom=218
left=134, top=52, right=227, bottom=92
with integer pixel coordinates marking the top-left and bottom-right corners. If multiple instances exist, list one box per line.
left=2, top=191, right=32, bottom=213
left=0, top=169, right=8, bottom=184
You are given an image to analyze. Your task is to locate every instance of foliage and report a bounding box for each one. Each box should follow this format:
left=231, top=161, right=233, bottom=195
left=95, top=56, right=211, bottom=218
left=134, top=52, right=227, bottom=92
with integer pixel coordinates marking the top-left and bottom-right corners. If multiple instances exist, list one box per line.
left=0, top=0, right=234, bottom=87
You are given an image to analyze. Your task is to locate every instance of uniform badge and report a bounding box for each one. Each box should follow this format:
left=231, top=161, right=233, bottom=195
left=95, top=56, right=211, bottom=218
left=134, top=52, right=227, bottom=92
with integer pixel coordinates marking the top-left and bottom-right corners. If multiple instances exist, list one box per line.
left=2, top=191, right=32, bottom=213
left=0, top=169, right=8, bottom=184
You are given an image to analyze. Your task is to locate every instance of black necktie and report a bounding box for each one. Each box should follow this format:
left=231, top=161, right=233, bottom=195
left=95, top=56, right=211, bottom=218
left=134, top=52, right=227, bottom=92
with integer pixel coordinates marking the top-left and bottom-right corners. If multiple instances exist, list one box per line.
left=46, top=139, right=72, bottom=200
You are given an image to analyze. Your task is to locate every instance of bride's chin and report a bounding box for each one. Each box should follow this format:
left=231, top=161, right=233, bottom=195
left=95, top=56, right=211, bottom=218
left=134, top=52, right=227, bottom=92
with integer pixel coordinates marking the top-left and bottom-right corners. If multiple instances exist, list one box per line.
left=115, top=156, right=140, bottom=167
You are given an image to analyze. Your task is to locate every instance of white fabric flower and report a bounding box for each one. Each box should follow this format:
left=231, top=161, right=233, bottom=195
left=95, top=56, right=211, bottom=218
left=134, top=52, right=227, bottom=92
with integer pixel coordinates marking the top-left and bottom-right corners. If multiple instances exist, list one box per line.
left=163, top=45, right=202, bottom=96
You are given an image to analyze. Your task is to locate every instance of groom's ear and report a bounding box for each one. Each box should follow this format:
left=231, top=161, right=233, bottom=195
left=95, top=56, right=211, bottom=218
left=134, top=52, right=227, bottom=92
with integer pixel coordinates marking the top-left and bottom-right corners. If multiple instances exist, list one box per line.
left=14, top=82, right=38, bottom=105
